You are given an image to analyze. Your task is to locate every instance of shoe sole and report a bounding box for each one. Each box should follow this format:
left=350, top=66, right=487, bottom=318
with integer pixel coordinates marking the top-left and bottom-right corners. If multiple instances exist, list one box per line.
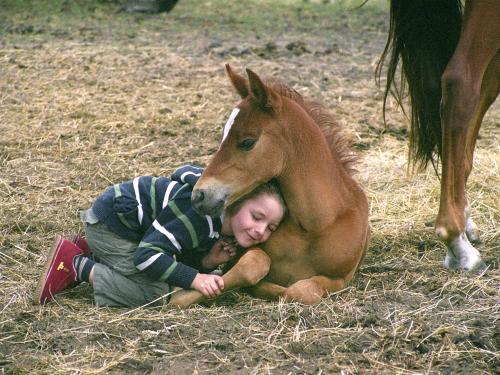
left=34, top=235, right=64, bottom=305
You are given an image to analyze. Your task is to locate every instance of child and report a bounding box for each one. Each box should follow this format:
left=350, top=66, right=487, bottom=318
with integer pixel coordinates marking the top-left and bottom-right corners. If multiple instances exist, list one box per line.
left=35, top=165, right=286, bottom=307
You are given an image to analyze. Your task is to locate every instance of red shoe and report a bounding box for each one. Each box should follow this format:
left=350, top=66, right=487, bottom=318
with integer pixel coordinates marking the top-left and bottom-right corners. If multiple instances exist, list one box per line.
left=71, top=234, right=91, bottom=257
left=35, top=235, right=84, bottom=305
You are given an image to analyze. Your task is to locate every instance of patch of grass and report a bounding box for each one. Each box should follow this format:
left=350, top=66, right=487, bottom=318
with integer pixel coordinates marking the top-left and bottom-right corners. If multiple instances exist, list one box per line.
left=1, top=0, right=388, bottom=41
left=1, top=0, right=117, bottom=29
left=171, top=1, right=343, bottom=32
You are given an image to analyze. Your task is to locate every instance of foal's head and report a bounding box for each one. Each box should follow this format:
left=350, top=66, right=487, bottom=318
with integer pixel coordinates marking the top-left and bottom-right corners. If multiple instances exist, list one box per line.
left=192, top=65, right=288, bottom=217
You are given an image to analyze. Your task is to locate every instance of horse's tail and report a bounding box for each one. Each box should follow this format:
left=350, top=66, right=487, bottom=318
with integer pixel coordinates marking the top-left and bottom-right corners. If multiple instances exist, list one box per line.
left=375, top=0, right=463, bottom=171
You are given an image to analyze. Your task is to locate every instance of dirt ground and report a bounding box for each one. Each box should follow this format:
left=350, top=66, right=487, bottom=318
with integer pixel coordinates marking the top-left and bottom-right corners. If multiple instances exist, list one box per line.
left=0, top=1, right=498, bottom=374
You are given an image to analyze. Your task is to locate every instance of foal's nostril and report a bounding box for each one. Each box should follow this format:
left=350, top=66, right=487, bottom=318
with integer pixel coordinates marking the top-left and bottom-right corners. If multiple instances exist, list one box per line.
left=191, top=188, right=227, bottom=216
left=192, top=189, right=205, bottom=204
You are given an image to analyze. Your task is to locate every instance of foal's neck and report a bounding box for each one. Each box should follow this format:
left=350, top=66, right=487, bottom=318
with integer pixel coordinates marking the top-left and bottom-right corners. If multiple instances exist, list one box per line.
left=278, top=101, right=353, bottom=232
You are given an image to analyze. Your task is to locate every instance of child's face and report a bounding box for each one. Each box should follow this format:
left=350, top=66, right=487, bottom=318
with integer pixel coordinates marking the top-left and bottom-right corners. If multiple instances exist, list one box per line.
left=227, top=193, right=284, bottom=248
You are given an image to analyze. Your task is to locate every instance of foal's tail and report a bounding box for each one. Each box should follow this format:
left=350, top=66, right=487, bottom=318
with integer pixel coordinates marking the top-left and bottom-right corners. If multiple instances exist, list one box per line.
left=375, top=0, right=463, bottom=171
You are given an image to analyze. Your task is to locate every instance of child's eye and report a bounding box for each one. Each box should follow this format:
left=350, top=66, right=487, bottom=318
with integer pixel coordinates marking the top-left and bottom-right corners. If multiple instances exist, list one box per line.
left=268, top=225, right=277, bottom=232
left=252, top=213, right=262, bottom=221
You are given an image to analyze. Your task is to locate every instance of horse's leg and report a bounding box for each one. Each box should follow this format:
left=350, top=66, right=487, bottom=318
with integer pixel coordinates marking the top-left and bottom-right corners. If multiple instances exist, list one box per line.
left=168, top=248, right=271, bottom=308
left=463, top=203, right=480, bottom=243
left=281, top=276, right=346, bottom=305
left=250, top=276, right=344, bottom=305
left=436, top=0, right=500, bottom=271
left=246, top=280, right=287, bottom=301
left=463, top=51, right=500, bottom=243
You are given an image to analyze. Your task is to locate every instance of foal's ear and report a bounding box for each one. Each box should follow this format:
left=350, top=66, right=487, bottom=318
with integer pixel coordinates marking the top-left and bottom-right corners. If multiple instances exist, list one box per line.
left=225, top=64, right=249, bottom=98
left=246, top=68, right=281, bottom=114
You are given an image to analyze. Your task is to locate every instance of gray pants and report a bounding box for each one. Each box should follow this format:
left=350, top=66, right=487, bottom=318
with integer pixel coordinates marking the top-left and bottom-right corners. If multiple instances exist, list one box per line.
left=81, top=209, right=171, bottom=307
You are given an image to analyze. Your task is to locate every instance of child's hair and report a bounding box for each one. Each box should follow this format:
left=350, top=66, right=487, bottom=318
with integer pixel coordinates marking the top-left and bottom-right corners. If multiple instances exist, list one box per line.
left=226, top=179, right=287, bottom=219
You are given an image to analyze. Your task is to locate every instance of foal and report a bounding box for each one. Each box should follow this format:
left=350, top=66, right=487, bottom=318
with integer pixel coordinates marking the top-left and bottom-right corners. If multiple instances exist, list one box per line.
left=169, top=65, right=369, bottom=307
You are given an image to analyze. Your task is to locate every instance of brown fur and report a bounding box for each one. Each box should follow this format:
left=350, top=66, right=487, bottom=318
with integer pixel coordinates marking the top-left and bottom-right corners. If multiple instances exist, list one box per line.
left=375, top=0, right=499, bottom=270
left=169, top=65, right=370, bottom=307
left=264, top=78, right=358, bottom=175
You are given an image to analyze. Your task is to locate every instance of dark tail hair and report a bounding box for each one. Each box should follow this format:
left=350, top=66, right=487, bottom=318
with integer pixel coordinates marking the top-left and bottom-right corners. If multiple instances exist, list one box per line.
left=375, top=0, right=463, bottom=171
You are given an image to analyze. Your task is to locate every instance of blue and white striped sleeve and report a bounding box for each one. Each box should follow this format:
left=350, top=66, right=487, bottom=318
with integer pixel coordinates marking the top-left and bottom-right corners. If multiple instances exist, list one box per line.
left=170, top=165, right=204, bottom=186
left=132, top=199, right=211, bottom=289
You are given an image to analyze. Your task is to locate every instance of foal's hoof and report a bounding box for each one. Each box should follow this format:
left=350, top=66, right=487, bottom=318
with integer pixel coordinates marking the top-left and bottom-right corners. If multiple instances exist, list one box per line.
left=167, top=289, right=204, bottom=309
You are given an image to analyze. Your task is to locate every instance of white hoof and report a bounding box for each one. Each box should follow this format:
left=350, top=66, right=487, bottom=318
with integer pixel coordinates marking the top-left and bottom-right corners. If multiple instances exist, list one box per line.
left=443, top=233, right=485, bottom=272
left=444, top=252, right=460, bottom=269
left=465, top=217, right=480, bottom=243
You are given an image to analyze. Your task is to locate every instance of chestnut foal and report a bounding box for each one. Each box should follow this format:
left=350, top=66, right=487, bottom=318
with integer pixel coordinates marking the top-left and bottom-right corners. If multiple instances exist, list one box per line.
left=169, top=65, right=369, bottom=307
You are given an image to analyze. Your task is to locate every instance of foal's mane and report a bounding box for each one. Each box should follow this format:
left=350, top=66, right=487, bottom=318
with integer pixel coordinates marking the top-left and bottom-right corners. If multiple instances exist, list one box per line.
left=265, top=78, right=358, bottom=175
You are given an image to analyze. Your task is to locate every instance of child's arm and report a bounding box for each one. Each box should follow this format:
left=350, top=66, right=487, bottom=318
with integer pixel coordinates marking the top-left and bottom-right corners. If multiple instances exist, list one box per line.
left=188, top=239, right=238, bottom=298
left=135, top=203, right=235, bottom=297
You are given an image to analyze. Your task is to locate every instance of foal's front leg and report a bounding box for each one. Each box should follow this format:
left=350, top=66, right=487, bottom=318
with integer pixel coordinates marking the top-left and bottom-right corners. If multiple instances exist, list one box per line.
left=247, top=280, right=286, bottom=301
left=283, top=276, right=346, bottom=305
left=249, top=276, right=346, bottom=305
left=168, top=248, right=271, bottom=308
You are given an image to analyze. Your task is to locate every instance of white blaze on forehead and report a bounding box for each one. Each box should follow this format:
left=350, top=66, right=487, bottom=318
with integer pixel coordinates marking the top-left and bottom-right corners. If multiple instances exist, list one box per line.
left=221, top=108, right=240, bottom=144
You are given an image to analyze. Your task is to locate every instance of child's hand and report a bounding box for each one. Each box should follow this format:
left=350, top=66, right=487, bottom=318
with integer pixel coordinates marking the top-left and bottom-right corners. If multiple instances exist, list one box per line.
left=191, top=273, right=224, bottom=298
left=202, top=238, right=238, bottom=270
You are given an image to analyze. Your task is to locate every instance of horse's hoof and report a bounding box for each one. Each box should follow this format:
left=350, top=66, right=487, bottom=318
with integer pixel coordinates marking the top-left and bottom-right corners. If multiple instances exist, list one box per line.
left=467, top=234, right=481, bottom=244
left=444, top=233, right=484, bottom=272
left=167, top=289, right=204, bottom=309
left=470, top=260, right=488, bottom=275
left=465, top=218, right=481, bottom=244
left=444, top=254, right=486, bottom=274
left=443, top=253, right=459, bottom=269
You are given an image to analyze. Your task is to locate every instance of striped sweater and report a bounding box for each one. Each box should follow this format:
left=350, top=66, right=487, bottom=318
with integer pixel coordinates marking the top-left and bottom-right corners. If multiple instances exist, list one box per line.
left=91, top=165, right=223, bottom=289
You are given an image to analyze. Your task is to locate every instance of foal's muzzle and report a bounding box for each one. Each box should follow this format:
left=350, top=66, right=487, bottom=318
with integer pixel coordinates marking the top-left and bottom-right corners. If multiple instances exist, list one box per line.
left=191, top=187, right=229, bottom=217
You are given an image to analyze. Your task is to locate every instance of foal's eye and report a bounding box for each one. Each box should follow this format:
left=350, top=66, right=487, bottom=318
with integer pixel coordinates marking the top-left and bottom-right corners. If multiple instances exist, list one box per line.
left=237, top=138, right=256, bottom=151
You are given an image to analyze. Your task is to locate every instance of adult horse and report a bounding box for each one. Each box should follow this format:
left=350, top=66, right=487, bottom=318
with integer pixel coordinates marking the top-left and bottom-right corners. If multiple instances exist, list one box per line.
left=169, top=65, right=370, bottom=307
left=376, top=0, right=499, bottom=272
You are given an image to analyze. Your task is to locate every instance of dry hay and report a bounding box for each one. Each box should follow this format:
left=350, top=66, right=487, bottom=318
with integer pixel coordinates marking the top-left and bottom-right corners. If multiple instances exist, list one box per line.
left=0, top=0, right=498, bottom=374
